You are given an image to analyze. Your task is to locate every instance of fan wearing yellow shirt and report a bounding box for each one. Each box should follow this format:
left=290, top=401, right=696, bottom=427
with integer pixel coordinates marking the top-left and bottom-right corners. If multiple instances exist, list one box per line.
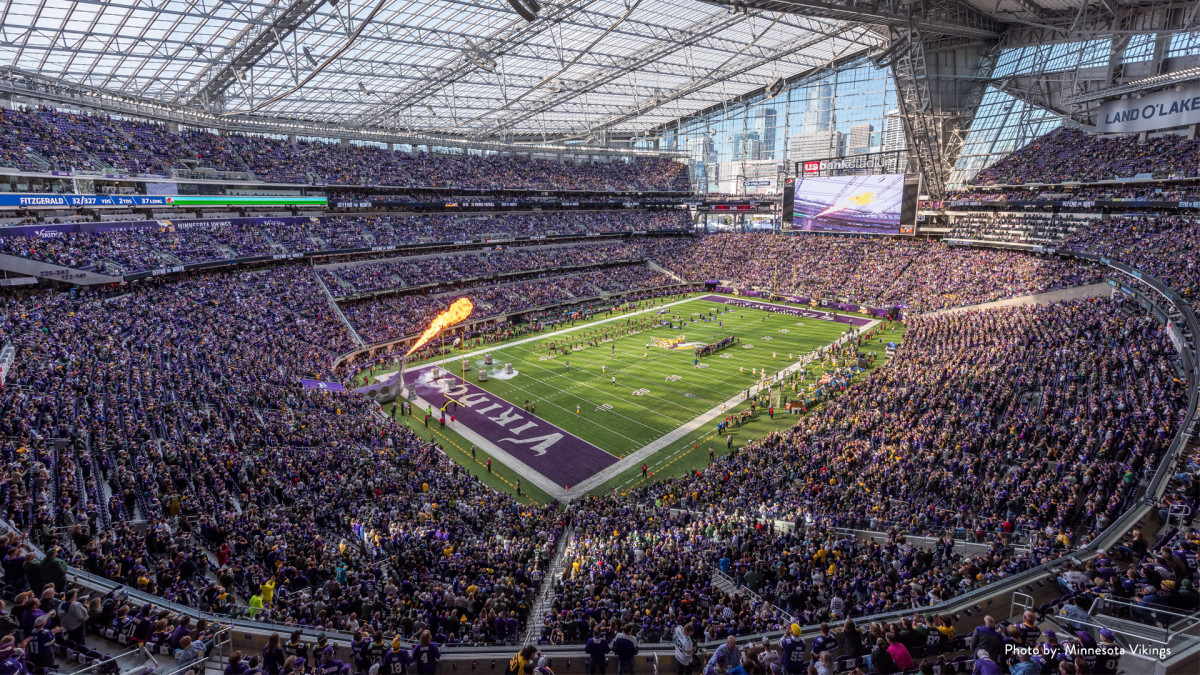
left=260, top=577, right=276, bottom=607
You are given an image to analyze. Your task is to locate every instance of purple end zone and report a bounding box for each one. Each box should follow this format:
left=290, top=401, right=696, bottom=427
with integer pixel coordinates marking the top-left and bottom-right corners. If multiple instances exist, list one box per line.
left=698, top=295, right=873, bottom=326
left=409, top=368, right=619, bottom=488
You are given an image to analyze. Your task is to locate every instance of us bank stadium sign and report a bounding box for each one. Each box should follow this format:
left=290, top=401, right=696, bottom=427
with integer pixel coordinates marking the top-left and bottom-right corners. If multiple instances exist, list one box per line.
left=1098, top=83, right=1200, bottom=133
left=796, top=150, right=907, bottom=177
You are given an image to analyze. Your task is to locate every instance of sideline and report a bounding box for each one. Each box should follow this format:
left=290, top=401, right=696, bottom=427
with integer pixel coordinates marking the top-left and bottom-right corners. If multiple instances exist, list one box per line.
left=567, top=319, right=881, bottom=496
left=391, top=293, right=880, bottom=501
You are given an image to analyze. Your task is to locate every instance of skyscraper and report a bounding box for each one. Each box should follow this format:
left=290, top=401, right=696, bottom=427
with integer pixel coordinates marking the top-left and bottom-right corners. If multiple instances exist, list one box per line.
left=848, top=123, right=874, bottom=155
left=756, top=107, right=778, bottom=160
left=884, top=109, right=906, bottom=151
left=801, top=81, right=834, bottom=132
left=790, top=129, right=845, bottom=161
left=731, top=131, right=761, bottom=162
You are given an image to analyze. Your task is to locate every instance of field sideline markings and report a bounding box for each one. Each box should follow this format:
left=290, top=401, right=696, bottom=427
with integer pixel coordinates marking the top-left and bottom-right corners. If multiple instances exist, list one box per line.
left=395, top=294, right=703, bottom=379
left=390, top=296, right=876, bottom=500
left=406, top=388, right=576, bottom=500
left=470, top=368, right=652, bottom=449
left=499, top=352, right=698, bottom=425
left=567, top=319, right=882, bottom=496
left=388, top=408, right=544, bottom=504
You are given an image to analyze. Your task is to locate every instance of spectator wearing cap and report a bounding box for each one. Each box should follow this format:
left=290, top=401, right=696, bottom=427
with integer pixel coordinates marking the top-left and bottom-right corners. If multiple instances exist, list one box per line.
left=1178, top=579, right=1200, bottom=611
left=318, top=646, right=349, bottom=675
left=283, top=656, right=306, bottom=675
left=1094, top=629, right=1120, bottom=675
left=380, top=637, right=411, bottom=675
left=24, top=614, right=57, bottom=671
left=0, top=643, right=24, bottom=675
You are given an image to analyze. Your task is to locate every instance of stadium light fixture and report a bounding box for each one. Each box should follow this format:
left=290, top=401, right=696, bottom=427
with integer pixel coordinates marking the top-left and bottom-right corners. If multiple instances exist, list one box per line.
left=767, top=76, right=784, bottom=98
left=505, top=0, right=540, bottom=22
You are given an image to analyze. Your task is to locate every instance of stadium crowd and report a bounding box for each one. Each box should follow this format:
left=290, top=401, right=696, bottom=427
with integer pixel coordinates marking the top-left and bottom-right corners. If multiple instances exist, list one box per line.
left=0, top=107, right=689, bottom=190
left=971, top=127, right=1200, bottom=185
left=339, top=264, right=679, bottom=344
left=654, top=234, right=1100, bottom=312
left=320, top=241, right=690, bottom=295
left=0, top=211, right=690, bottom=274
left=945, top=183, right=1200, bottom=203
left=0, top=266, right=565, bottom=647
left=524, top=297, right=1185, bottom=641
left=0, top=119, right=1196, bottom=675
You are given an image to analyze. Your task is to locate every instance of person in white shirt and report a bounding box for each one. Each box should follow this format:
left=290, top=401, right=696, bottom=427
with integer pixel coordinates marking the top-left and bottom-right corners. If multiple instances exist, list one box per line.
left=829, top=594, right=845, bottom=621
left=673, top=623, right=695, bottom=675
left=757, top=638, right=782, bottom=675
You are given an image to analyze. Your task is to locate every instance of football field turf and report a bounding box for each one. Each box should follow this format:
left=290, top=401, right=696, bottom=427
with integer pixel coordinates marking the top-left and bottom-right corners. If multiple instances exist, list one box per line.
left=382, top=294, right=882, bottom=501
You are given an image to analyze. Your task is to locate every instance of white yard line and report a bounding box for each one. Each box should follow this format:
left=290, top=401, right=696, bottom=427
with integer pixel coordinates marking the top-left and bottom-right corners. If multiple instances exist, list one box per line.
left=396, top=294, right=880, bottom=501
left=567, top=319, right=882, bottom=496
left=397, top=294, right=700, bottom=378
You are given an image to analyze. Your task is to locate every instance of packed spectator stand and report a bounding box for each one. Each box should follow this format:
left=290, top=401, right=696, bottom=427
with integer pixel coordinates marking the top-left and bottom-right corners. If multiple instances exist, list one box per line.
left=0, top=122, right=1198, bottom=675
left=0, top=211, right=691, bottom=276
left=0, top=107, right=689, bottom=191
left=970, top=127, right=1200, bottom=185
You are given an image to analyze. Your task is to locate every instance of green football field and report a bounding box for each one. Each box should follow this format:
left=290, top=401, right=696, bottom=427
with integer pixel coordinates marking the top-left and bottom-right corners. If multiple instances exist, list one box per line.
left=373, top=294, right=892, bottom=502
left=461, top=297, right=853, bottom=456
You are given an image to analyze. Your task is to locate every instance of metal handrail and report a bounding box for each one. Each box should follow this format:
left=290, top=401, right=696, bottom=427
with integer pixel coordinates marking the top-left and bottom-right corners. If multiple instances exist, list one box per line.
left=60, top=647, right=144, bottom=675
left=710, top=568, right=797, bottom=628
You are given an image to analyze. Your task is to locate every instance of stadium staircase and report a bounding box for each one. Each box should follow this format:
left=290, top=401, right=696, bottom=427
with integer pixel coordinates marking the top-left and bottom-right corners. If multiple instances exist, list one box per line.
left=711, top=568, right=798, bottom=627
left=311, top=268, right=366, bottom=347
left=21, top=150, right=52, bottom=172
left=648, top=260, right=685, bottom=284
left=523, top=526, right=574, bottom=645
left=0, top=252, right=122, bottom=284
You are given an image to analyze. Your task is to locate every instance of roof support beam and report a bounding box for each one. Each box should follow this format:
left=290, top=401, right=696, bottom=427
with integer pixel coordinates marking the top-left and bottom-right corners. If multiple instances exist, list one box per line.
left=697, top=0, right=1002, bottom=40
left=180, top=0, right=328, bottom=110
left=488, top=13, right=850, bottom=136
left=565, top=25, right=874, bottom=140
left=352, top=0, right=599, bottom=129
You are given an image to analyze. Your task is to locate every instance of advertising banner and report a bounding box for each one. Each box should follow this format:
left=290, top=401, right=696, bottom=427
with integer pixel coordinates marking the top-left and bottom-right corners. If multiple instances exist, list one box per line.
left=0, top=194, right=327, bottom=208
left=1097, top=84, right=1200, bottom=133
left=0, top=216, right=324, bottom=240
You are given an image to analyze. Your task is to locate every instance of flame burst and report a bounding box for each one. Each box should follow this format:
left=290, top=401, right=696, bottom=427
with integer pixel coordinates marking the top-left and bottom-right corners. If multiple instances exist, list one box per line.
left=815, top=191, right=878, bottom=218
left=406, top=298, right=474, bottom=356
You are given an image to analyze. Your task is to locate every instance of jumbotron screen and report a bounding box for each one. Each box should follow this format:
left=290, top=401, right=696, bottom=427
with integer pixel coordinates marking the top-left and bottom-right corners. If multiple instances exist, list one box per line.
left=787, top=173, right=915, bottom=234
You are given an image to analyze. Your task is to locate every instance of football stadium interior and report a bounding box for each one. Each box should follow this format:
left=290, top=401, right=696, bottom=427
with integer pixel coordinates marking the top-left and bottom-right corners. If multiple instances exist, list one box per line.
left=2, top=1, right=1200, bottom=675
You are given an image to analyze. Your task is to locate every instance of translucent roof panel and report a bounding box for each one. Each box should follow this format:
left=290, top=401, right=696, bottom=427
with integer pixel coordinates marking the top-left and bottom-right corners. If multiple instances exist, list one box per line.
left=0, top=0, right=882, bottom=139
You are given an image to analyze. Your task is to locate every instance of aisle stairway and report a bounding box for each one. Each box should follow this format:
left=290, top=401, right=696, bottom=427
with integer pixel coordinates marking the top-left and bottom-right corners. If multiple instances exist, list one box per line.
left=523, top=526, right=574, bottom=644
